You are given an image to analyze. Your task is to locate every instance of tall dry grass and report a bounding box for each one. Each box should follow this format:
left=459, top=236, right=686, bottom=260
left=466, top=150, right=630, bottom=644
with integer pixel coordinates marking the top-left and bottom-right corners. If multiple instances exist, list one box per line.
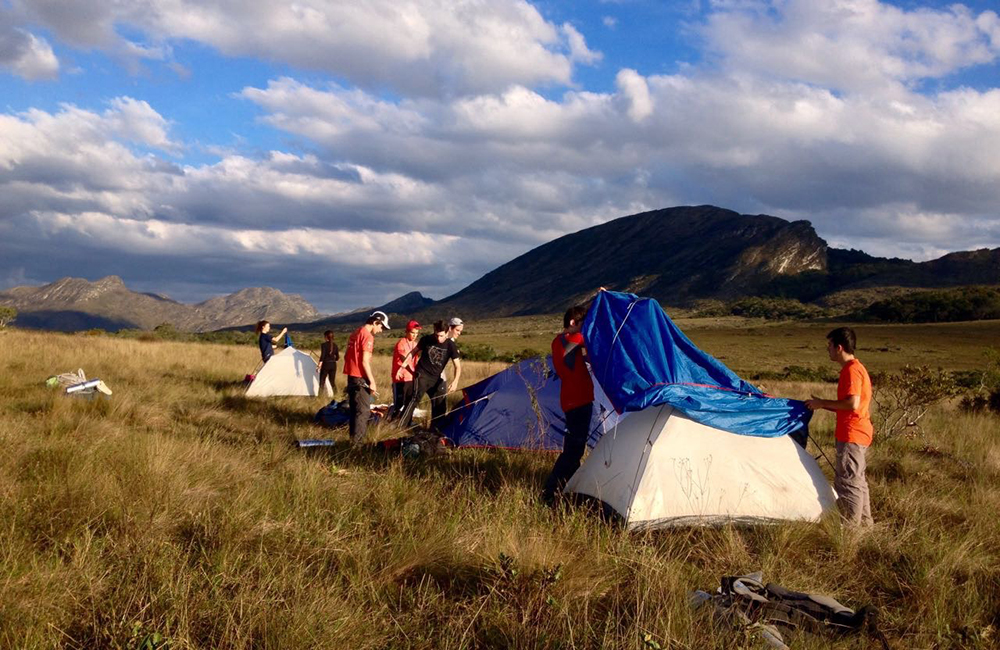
left=1, top=330, right=998, bottom=648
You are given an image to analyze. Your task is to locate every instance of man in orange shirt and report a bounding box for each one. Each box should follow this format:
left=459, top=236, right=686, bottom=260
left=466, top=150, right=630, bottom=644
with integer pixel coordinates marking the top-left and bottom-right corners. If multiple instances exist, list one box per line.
left=542, top=304, right=594, bottom=506
left=805, top=327, right=874, bottom=526
left=343, top=311, right=389, bottom=445
left=390, top=320, right=421, bottom=419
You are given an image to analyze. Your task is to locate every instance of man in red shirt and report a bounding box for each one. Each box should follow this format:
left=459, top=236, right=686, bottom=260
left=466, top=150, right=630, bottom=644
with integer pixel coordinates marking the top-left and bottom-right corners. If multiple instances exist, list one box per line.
left=343, top=310, right=389, bottom=445
left=390, top=320, right=421, bottom=419
left=542, top=304, right=595, bottom=505
left=805, top=327, right=874, bottom=526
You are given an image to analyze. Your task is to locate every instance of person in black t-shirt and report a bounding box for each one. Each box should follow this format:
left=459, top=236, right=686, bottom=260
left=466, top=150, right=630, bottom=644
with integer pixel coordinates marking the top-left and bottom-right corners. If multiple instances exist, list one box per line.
left=399, top=319, right=462, bottom=429
left=318, top=330, right=340, bottom=396
left=255, top=320, right=287, bottom=363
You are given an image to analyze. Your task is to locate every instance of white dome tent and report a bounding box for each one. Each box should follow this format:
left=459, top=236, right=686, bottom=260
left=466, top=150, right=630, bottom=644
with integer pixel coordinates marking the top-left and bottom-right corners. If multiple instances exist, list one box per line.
left=565, top=404, right=837, bottom=529
left=246, top=347, right=330, bottom=398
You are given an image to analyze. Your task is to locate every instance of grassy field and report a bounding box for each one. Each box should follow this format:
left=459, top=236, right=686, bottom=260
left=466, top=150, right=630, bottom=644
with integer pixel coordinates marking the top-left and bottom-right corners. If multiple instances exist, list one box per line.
left=1, top=327, right=998, bottom=648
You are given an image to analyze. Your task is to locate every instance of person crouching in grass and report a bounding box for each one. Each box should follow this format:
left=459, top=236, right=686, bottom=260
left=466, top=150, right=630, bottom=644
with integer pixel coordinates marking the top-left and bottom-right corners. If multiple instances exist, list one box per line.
left=804, top=327, right=874, bottom=527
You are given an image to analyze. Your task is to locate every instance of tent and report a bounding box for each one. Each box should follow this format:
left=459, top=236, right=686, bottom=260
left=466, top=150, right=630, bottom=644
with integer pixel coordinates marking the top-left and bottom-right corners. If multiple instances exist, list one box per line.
left=565, top=405, right=836, bottom=528
left=564, top=290, right=836, bottom=527
left=246, top=347, right=330, bottom=398
left=440, top=356, right=624, bottom=450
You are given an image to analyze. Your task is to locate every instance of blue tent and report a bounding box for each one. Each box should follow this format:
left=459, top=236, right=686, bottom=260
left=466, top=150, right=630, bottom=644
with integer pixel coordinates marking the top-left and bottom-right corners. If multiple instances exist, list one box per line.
left=440, top=356, right=622, bottom=450
left=583, top=291, right=810, bottom=438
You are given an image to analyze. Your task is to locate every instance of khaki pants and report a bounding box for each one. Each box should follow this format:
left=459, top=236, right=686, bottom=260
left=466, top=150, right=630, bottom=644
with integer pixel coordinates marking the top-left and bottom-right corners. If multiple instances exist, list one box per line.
left=835, top=441, right=873, bottom=526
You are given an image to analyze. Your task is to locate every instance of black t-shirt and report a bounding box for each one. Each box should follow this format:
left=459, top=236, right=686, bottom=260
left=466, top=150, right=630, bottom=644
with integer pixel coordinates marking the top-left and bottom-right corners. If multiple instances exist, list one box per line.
left=414, top=334, right=459, bottom=379
left=320, top=339, right=339, bottom=364
left=259, top=332, right=273, bottom=362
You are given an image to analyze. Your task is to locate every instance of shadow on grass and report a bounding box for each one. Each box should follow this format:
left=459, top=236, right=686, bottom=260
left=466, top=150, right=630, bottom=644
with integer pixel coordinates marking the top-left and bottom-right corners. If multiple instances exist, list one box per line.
left=298, top=429, right=554, bottom=496
left=219, top=394, right=318, bottom=427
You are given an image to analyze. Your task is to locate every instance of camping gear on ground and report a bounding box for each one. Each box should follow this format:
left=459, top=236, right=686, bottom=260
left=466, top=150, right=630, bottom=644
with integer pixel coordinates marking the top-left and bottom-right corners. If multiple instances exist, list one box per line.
left=66, top=378, right=113, bottom=396
left=563, top=291, right=835, bottom=527
left=378, top=430, right=451, bottom=458
left=46, top=369, right=112, bottom=398
left=439, top=356, right=624, bottom=450
left=246, top=346, right=331, bottom=397
left=314, top=400, right=351, bottom=428
left=47, top=368, right=86, bottom=388
left=691, top=572, right=890, bottom=650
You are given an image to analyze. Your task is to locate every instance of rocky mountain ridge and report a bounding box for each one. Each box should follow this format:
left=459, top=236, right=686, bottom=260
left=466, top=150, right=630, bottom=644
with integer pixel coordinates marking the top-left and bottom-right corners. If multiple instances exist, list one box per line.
left=0, top=278, right=320, bottom=332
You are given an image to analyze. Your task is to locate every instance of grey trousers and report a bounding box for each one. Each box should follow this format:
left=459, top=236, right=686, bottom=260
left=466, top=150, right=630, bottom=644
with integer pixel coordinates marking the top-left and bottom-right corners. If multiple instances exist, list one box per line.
left=835, top=441, right=873, bottom=526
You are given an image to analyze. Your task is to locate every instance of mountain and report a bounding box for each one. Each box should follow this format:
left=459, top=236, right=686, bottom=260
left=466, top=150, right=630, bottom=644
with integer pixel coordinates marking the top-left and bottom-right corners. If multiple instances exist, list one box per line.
left=287, top=291, right=436, bottom=331
left=431, top=206, right=828, bottom=317
left=0, top=277, right=320, bottom=332
left=419, top=205, right=999, bottom=319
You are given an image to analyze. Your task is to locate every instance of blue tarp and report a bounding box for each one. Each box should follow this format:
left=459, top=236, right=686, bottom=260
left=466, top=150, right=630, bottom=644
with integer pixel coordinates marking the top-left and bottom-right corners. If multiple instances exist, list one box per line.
left=440, top=356, right=621, bottom=450
left=583, top=291, right=810, bottom=438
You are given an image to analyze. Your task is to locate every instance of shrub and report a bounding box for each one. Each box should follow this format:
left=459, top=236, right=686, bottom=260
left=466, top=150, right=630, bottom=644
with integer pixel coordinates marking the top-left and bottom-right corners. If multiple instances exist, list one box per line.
left=0, top=305, right=16, bottom=329
left=871, top=365, right=960, bottom=439
left=694, top=297, right=825, bottom=320
left=461, top=343, right=499, bottom=362
left=959, top=348, right=1000, bottom=415
left=856, top=286, right=1000, bottom=323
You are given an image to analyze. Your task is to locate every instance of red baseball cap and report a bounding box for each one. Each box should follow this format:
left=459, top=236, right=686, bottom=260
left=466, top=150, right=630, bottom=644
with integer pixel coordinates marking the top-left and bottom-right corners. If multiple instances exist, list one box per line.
left=406, top=320, right=422, bottom=330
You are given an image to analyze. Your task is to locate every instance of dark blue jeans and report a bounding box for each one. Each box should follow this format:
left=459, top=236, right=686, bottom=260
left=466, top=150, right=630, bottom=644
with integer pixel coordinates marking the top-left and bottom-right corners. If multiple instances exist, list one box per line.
left=346, top=376, right=372, bottom=445
left=543, top=402, right=593, bottom=499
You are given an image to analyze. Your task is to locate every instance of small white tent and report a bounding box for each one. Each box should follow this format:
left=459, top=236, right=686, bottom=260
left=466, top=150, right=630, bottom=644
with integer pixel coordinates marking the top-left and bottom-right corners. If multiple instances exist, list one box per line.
left=246, top=347, right=330, bottom=398
left=565, top=405, right=836, bottom=529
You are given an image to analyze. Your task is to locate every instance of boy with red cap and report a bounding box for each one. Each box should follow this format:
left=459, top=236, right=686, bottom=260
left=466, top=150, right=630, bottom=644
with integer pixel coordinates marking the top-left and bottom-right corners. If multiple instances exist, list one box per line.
left=391, top=320, right=422, bottom=419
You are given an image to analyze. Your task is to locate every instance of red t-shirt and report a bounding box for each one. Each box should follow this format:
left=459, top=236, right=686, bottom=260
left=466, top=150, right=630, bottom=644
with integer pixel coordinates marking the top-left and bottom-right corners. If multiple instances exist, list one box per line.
left=552, top=332, right=594, bottom=412
left=392, top=337, right=418, bottom=383
left=343, top=326, right=374, bottom=378
left=835, top=358, right=873, bottom=446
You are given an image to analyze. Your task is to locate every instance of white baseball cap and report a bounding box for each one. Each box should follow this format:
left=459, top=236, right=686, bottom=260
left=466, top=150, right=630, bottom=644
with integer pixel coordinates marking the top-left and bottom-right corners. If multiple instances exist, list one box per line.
left=371, top=310, right=391, bottom=329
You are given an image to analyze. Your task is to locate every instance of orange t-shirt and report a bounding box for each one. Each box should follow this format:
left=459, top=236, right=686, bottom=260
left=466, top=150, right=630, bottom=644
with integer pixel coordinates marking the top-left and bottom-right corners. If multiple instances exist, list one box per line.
left=343, top=326, right=374, bottom=378
left=835, top=359, right=873, bottom=446
left=392, top=337, right=418, bottom=383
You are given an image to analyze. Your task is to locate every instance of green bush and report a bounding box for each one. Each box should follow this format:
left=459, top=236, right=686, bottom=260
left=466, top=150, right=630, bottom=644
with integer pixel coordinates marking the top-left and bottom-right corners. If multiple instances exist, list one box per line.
left=0, top=305, right=16, bottom=329
left=856, top=286, right=1000, bottom=323
left=871, top=365, right=961, bottom=439
left=960, top=348, right=1000, bottom=415
left=729, top=297, right=824, bottom=320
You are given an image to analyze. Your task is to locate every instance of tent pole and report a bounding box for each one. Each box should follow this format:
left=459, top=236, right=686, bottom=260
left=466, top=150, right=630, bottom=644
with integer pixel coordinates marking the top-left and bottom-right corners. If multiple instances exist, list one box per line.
left=807, top=431, right=836, bottom=472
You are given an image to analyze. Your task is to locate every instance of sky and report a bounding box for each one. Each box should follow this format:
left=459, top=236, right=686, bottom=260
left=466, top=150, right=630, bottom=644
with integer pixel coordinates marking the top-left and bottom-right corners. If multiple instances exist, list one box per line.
left=1, top=0, right=999, bottom=313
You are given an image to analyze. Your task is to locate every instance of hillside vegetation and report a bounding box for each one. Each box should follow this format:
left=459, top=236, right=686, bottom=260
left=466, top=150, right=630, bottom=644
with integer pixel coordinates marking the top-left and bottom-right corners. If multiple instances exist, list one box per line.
left=1, top=330, right=998, bottom=648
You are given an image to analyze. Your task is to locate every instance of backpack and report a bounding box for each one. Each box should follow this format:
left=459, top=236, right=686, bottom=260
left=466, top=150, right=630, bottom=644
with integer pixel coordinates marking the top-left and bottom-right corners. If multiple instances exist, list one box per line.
left=692, top=572, right=890, bottom=649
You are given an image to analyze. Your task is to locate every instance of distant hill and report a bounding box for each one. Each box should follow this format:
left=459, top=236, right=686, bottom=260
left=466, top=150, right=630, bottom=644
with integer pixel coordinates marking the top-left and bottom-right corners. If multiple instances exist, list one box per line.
left=420, top=206, right=999, bottom=319
left=0, top=276, right=320, bottom=332
left=428, top=206, right=828, bottom=317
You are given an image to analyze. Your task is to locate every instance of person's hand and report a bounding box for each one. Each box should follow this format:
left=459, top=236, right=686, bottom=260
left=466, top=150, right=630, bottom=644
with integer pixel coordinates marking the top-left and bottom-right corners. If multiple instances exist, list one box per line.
left=394, top=369, right=404, bottom=381
left=369, top=381, right=377, bottom=395
left=448, top=381, right=458, bottom=394
left=804, top=395, right=823, bottom=411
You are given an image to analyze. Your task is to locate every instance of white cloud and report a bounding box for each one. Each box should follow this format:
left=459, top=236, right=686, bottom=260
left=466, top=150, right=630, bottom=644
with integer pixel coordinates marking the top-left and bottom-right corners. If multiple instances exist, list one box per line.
left=0, top=26, right=59, bottom=80
left=9, top=0, right=598, bottom=96
left=562, top=23, right=602, bottom=65
left=602, top=16, right=618, bottom=29
left=615, top=68, right=653, bottom=121
left=701, top=0, right=1000, bottom=94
